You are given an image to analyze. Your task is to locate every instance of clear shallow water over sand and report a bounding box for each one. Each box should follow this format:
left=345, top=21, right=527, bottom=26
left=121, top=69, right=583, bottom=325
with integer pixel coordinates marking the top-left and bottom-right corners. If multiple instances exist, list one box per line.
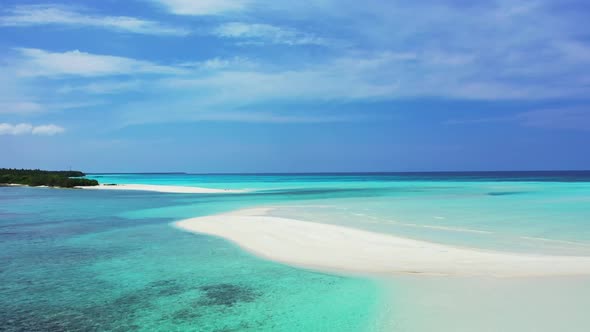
left=3, top=172, right=590, bottom=331
left=377, top=275, right=590, bottom=332
left=0, top=187, right=378, bottom=331
left=91, top=172, right=590, bottom=255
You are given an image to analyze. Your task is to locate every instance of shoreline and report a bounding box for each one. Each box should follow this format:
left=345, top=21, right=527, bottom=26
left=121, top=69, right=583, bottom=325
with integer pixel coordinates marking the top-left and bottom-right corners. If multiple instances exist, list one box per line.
left=175, top=207, right=590, bottom=278
left=78, top=183, right=247, bottom=194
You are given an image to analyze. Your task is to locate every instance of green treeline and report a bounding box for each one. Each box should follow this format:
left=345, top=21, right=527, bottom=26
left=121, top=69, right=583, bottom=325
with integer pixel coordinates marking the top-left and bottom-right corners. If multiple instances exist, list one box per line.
left=0, top=168, right=99, bottom=188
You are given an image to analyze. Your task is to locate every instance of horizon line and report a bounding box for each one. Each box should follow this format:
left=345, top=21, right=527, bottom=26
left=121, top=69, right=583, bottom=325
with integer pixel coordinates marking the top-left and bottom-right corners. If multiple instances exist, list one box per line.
left=85, top=170, right=590, bottom=175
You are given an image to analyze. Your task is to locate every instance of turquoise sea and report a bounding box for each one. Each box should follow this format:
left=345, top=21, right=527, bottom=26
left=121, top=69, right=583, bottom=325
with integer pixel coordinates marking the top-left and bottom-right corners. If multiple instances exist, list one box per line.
left=2, top=172, right=590, bottom=331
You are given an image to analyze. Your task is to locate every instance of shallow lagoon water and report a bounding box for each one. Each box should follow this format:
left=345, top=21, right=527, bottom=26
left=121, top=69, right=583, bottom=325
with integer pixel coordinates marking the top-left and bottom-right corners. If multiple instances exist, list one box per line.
left=2, top=172, right=590, bottom=331
left=1, top=187, right=378, bottom=331
left=92, top=172, right=590, bottom=255
left=270, top=181, right=590, bottom=256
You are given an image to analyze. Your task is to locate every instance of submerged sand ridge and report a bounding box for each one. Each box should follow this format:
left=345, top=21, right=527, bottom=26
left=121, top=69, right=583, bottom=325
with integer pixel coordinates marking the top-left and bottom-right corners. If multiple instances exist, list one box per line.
left=176, top=208, right=590, bottom=277
left=79, top=183, right=247, bottom=194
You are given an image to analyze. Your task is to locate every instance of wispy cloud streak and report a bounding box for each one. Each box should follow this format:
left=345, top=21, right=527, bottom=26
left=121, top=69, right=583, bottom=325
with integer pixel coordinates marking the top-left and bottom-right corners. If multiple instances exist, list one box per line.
left=14, top=48, right=184, bottom=77
left=213, top=22, right=329, bottom=46
left=0, top=123, right=65, bottom=135
left=149, top=0, right=251, bottom=15
left=0, top=5, right=188, bottom=36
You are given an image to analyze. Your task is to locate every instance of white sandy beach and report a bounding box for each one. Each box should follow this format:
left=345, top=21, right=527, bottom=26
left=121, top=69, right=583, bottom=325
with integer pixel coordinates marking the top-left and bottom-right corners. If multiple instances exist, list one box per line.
left=176, top=207, right=590, bottom=277
left=79, top=183, right=246, bottom=194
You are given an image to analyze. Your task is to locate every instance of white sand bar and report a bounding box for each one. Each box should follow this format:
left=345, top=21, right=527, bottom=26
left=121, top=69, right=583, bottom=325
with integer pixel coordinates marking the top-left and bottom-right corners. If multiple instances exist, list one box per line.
left=79, top=184, right=246, bottom=194
left=176, top=208, right=590, bottom=277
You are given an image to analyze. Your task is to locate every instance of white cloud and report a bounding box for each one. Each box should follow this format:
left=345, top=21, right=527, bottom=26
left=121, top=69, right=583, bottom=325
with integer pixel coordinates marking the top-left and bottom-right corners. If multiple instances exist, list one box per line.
left=113, top=44, right=590, bottom=126
left=178, top=57, right=253, bottom=70
left=0, top=101, right=44, bottom=114
left=0, top=5, right=188, bottom=36
left=127, top=0, right=590, bottom=103
left=15, top=48, right=184, bottom=77
left=157, top=51, right=487, bottom=104
left=0, top=99, right=102, bottom=114
left=0, top=123, right=65, bottom=135
left=0, top=123, right=32, bottom=135
left=150, top=0, right=251, bottom=15
left=213, top=22, right=329, bottom=46
left=2, top=0, right=590, bottom=131
left=31, top=124, right=66, bottom=135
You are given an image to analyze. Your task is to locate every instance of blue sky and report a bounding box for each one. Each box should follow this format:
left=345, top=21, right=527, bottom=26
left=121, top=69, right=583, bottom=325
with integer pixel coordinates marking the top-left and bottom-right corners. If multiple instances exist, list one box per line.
left=1, top=0, right=589, bottom=172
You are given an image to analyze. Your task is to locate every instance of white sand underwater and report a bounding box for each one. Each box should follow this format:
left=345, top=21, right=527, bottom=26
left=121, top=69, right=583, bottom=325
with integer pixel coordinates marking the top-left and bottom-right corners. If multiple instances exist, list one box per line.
left=80, top=183, right=246, bottom=194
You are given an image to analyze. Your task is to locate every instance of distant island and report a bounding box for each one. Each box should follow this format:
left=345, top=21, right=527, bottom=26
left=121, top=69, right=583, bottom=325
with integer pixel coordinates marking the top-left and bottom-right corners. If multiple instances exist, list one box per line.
left=0, top=168, right=99, bottom=188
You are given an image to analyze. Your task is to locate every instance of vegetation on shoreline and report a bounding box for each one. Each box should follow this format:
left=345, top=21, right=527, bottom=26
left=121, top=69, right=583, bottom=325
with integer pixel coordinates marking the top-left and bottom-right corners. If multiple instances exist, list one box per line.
left=0, top=168, right=99, bottom=188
